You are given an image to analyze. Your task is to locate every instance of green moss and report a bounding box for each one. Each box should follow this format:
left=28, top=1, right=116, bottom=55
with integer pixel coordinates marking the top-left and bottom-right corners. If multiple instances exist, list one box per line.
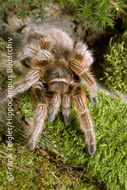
left=0, top=0, right=45, bottom=21
left=0, top=71, right=8, bottom=90
left=101, top=31, right=127, bottom=92
left=19, top=93, right=34, bottom=118
left=0, top=0, right=126, bottom=28
left=0, top=143, right=97, bottom=190
left=0, top=37, right=7, bottom=51
left=57, top=0, right=126, bottom=28
left=87, top=93, right=127, bottom=190
left=18, top=89, right=127, bottom=189
left=42, top=93, right=127, bottom=189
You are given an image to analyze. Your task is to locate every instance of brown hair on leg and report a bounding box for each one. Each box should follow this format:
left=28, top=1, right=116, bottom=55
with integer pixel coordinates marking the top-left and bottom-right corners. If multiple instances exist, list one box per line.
left=62, top=93, right=71, bottom=126
left=72, top=85, right=96, bottom=156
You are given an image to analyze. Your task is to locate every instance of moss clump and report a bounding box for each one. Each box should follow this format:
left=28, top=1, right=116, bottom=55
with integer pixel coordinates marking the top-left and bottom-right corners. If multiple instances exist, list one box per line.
left=0, top=37, right=7, bottom=51
left=0, top=143, right=97, bottom=190
left=0, top=0, right=45, bottom=21
left=19, top=93, right=34, bottom=118
left=101, top=31, right=127, bottom=92
left=57, top=0, right=126, bottom=28
left=0, top=0, right=126, bottom=29
left=86, top=93, right=127, bottom=190
left=19, top=90, right=127, bottom=190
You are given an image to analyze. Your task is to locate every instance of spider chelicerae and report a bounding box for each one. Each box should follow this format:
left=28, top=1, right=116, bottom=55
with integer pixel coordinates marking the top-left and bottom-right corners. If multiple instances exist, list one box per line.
left=0, top=28, right=98, bottom=156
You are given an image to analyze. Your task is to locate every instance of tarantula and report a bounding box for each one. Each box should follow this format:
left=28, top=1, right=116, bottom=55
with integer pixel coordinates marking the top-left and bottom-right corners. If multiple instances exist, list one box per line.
left=0, top=28, right=98, bottom=156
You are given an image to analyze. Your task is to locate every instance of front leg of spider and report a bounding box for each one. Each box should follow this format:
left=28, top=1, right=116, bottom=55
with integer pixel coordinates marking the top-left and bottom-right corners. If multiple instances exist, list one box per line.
left=27, top=81, right=48, bottom=150
left=48, top=94, right=61, bottom=123
left=72, top=85, right=96, bottom=156
left=70, top=42, right=98, bottom=106
left=0, top=39, right=53, bottom=103
left=61, top=93, right=71, bottom=126
left=89, top=83, right=98, bottom=106
left=0, top=69, right=40, bottom=103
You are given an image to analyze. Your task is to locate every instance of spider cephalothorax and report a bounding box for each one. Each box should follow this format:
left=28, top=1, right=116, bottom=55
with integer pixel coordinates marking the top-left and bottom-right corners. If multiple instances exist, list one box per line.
left=0, top=28, right=98, bottom=156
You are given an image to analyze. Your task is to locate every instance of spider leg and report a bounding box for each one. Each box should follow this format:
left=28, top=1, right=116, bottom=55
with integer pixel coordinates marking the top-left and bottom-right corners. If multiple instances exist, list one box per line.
left=74, top=42, right=93, bottom=68
left=70, top=45, right=98, bottom=106
left=72, top=85, right=96, bottom=156
left=17, top=38, right=52, bottom=62
left=62, top=93, right=71, bottom=126
left=0, top=69, right=40, bottom=103
left=48, top=94, right=61, bottom=123
left=18, top=41, right=40, bottom=60
left=31, top=49, right=53, bottom=70
left=27, top=81, right=47, bottom=150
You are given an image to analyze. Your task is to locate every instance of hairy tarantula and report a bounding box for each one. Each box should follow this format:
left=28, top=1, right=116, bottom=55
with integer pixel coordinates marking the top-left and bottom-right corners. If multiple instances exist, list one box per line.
left=0, top=28, right=98, bottom=156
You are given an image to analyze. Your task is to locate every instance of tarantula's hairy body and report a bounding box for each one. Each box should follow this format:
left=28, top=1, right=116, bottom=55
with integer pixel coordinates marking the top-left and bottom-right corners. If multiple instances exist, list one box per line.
left=0, top=28, right=98, bottom=156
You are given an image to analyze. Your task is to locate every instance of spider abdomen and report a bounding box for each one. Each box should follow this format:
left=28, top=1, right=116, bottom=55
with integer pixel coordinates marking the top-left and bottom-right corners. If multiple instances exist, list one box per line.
left=41, top=28, right=74, bottom=59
